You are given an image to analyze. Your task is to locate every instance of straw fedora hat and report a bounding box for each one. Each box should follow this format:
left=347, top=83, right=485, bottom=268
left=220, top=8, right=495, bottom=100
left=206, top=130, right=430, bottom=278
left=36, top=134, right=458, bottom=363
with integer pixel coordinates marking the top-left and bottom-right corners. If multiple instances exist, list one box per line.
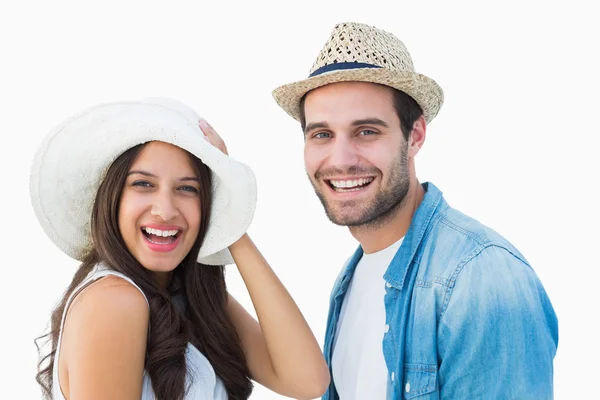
left=272, top=22, right=444, bottom=124
left=29, top=97, right=256, bottom=266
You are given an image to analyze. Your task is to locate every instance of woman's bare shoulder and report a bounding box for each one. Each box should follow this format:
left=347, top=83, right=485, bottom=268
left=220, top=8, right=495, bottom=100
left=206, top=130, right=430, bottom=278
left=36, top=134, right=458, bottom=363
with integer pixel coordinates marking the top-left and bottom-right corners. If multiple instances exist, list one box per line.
left=60, top=275, right=150, bottom=398
left=68, top=274, right=149, bottom=321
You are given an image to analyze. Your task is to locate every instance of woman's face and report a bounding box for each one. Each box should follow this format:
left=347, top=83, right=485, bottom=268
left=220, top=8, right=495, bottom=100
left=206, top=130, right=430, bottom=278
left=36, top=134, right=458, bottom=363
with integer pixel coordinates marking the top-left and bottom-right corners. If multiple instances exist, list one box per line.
left=118, top=141, right=202, bottom=284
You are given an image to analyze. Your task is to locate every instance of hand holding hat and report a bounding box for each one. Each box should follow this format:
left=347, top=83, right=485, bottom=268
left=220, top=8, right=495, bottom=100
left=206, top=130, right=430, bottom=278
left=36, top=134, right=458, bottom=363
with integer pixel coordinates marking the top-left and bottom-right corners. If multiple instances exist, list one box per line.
left=199, top=119, right=229, bottom=156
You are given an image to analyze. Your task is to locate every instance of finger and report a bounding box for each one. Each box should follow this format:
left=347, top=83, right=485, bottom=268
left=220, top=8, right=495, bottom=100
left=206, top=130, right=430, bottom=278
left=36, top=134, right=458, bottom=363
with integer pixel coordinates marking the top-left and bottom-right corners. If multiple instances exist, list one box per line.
left=199, top=118, right=219, bottom=139
left=198, top=119, right=228, bottom=155
left=199, top=119, right=218, bottom=144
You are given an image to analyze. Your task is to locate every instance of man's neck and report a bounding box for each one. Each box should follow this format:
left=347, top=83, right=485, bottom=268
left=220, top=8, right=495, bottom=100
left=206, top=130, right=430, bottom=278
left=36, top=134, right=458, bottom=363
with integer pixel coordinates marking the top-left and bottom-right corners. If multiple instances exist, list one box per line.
left=349, top=181, right=425, bottom=254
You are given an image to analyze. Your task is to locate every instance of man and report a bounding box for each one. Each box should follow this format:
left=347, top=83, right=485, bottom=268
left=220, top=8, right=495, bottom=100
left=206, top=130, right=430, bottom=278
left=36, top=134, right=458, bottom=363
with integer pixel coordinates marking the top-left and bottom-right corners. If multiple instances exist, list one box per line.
left=272, top=22, right=558, bottom=399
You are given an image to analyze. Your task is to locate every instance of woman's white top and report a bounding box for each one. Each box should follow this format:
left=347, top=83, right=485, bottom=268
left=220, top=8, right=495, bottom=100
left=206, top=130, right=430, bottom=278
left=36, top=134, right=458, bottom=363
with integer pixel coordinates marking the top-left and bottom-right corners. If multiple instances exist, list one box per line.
left=52, top=263, right=228, bottom=399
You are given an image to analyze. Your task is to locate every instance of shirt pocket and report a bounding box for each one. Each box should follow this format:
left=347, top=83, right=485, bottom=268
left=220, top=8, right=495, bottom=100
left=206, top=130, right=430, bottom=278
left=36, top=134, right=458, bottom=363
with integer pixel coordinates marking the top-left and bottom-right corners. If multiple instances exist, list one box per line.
left=403, top=363, right=438, bottom=399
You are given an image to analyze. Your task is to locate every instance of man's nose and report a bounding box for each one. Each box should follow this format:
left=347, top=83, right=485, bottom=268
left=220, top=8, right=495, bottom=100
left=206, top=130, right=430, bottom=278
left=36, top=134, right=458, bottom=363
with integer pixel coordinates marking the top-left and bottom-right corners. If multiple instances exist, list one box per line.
left=327, top=137, right=360, bottom=169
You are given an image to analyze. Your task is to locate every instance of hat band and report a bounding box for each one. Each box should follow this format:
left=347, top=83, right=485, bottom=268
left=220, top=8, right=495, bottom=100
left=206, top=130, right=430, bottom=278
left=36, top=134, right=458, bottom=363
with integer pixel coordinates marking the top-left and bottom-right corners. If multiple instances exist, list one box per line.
left=309, top=62, right=381, bottom=77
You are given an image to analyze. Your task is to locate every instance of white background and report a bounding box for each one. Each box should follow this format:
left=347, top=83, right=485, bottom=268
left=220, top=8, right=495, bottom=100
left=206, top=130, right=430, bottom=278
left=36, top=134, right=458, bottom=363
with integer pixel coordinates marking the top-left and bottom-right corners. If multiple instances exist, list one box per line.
left=1, top=0, right=598, bottom=398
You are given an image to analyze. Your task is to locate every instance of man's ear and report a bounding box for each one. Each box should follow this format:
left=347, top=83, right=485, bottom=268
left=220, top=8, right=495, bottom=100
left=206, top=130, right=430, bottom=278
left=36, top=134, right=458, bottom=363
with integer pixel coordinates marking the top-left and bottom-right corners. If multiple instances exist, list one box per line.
left=408, top=115, right=426, bottom=157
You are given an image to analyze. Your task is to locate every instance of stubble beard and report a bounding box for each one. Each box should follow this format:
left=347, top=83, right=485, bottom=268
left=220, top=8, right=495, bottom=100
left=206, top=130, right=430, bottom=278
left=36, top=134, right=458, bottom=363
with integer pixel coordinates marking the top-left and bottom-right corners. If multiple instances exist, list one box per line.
left=309, top=143, right=410, bottom=229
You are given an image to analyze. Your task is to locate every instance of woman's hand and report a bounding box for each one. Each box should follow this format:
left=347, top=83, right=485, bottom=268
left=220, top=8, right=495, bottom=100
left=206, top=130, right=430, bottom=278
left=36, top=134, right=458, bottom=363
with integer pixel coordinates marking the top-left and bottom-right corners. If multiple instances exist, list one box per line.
left=199, top=119, right=228, bottom=155
left=199, top=119, right=247, bottom=249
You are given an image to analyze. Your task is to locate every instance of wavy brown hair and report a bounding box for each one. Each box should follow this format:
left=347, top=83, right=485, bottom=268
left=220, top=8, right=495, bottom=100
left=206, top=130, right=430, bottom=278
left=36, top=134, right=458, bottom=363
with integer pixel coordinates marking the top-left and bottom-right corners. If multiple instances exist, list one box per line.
left=35, top=143, right=253, bottom=399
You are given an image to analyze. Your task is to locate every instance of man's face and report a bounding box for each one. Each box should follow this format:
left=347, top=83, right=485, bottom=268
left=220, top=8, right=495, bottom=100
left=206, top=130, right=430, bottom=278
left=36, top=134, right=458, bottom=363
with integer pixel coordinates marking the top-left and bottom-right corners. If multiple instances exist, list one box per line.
left=303, top=82, right=411, bottom=227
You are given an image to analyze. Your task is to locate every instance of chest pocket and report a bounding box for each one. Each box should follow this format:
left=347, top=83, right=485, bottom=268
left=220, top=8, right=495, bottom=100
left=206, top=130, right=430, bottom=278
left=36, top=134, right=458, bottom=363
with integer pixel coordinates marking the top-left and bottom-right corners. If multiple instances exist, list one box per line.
left=403, top=363, right=438, bottom=399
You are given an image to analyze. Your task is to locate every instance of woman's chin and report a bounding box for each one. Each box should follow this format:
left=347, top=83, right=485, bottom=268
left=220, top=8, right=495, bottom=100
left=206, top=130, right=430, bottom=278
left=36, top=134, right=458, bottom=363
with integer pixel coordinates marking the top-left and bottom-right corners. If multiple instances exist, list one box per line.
left=137, top=257, right=183, bottom=275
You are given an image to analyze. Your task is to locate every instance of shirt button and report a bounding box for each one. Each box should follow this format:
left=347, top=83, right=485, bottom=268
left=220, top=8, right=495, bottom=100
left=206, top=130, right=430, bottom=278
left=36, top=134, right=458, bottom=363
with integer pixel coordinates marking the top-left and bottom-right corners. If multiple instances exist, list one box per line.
left=405, top=382, right=411, bottom=393
left=385, top=282, right=392, bottom=288
left=391, top=372, right=395, bottom=382
left=384, top=324, right=390, bottom=333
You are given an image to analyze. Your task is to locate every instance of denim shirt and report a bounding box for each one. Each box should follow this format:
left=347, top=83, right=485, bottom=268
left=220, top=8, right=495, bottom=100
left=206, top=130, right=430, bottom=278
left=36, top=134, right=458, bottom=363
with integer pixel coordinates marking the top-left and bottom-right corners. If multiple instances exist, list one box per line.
left=322, top=183, right=558, bottom=399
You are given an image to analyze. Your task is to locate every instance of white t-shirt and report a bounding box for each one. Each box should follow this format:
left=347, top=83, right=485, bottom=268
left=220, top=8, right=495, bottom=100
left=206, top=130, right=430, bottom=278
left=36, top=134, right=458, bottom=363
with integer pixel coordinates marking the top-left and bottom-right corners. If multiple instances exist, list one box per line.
left=331, top=237, right=404, bottom=399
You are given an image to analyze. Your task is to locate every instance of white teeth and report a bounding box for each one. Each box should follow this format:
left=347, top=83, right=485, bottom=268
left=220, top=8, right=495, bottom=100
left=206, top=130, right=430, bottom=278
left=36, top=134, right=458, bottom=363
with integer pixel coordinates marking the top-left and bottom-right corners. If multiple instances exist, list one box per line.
left=330, top=177, right=374, bottom=189
left=143, top=227, right=179, bottom=237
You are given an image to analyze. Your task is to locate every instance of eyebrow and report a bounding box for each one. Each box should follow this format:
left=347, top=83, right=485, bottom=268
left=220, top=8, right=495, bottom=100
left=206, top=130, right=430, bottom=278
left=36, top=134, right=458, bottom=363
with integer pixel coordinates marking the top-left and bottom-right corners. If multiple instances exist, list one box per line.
left=351, top=118, right=389, bottom=128
left=127, top=170, right=200, bottom=183
left=304, top=118, right=389, bottom=135
left=304, top=122, right=329, bottom=135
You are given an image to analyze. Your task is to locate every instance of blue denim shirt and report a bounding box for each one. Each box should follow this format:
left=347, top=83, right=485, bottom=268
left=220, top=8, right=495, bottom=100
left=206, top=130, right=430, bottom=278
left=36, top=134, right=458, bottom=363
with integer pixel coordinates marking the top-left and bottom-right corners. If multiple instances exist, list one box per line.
left=322, top=183, right=558, bottom=399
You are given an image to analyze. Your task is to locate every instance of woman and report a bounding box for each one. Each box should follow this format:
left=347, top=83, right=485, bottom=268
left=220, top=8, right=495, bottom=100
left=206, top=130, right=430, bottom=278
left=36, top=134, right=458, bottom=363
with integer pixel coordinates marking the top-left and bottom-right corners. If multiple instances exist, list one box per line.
left=32, top=97, right=330, bottom=399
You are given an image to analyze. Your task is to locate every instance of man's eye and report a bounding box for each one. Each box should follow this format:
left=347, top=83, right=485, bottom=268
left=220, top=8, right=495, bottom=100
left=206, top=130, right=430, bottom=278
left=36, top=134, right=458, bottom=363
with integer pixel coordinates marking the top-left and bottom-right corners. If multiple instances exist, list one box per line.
left=313, top=132, right=331, bottom=139
left=359, top=129, right=377, bottom=136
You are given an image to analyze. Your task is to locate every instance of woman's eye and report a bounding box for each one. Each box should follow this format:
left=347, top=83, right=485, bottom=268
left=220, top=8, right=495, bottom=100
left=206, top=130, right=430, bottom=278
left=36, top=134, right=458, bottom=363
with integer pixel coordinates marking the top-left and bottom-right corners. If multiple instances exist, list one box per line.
left=179, top=185, right=200, bottom=193
left=132, top=180, right=153, bottom=188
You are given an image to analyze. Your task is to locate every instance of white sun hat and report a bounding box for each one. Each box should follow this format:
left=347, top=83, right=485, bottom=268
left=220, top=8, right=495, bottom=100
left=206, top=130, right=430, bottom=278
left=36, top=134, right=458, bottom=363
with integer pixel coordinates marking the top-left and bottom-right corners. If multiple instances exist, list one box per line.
left=272, top=21, right=444, bottom=124
left=29, top=97, right=256, bottom=266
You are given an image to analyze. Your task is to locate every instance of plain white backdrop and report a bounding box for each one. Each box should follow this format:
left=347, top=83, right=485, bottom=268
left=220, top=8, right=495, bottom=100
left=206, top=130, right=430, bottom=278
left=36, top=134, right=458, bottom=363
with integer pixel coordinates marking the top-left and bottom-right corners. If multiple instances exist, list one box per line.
left=1, top=0, right=598, bottom=398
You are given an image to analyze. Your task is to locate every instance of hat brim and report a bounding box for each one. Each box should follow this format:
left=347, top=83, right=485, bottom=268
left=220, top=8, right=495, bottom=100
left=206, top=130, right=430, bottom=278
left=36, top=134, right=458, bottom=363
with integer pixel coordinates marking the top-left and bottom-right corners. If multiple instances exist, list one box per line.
left=272, top=68, right=444, bottom=124
left=30, top=100, right=256, bottom=266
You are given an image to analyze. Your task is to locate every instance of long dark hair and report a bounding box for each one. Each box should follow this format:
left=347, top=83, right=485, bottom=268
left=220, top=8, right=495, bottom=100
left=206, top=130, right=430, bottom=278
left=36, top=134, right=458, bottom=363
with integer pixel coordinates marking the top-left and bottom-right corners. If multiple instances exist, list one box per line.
left=35, top=143, right=253, bottom=399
